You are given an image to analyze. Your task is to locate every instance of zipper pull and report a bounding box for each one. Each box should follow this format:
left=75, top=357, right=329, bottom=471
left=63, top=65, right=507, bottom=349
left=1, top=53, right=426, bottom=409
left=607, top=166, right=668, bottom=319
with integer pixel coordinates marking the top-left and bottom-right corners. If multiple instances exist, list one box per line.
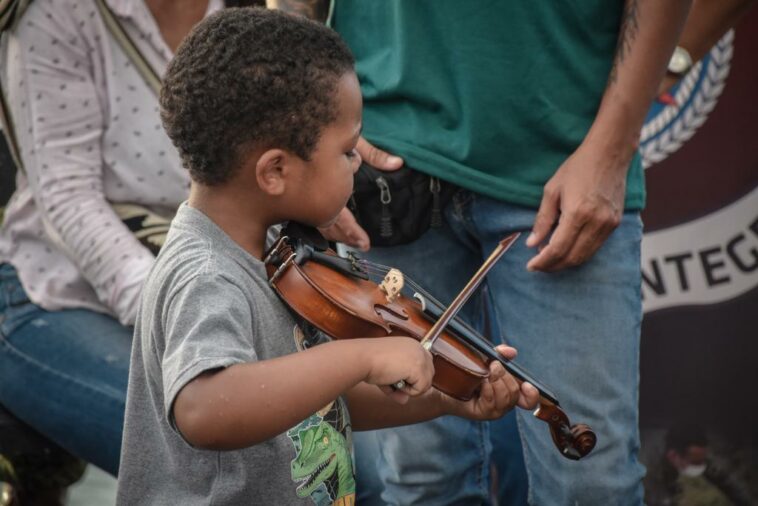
left=430, top=177, right=442, bottom=228
left=376, top=176, right=393, bottom=239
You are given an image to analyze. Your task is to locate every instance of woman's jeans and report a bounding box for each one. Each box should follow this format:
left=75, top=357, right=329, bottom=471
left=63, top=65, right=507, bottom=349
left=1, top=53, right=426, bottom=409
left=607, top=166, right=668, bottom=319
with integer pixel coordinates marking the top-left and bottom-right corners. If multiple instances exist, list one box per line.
left=354, top=192, right=646, bottom=505
left=0, top=263, right=131, bottom=475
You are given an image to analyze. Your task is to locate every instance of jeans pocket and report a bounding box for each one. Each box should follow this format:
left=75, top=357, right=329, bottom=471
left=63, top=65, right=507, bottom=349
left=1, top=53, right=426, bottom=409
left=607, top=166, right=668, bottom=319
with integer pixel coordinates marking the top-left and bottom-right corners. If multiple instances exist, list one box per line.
left=450, top=189, right=473, bottom=220
left=0, top=301, right=42, bottom=340
left=0, top=266, right=38, bottom=338
left=1, top=267, right=31, bottom=308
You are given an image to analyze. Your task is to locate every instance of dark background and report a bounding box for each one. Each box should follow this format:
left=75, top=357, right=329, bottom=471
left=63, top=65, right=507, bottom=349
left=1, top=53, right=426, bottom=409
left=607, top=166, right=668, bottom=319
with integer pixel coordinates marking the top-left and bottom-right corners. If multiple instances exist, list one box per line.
left=639, top=11, right=757, bottom=439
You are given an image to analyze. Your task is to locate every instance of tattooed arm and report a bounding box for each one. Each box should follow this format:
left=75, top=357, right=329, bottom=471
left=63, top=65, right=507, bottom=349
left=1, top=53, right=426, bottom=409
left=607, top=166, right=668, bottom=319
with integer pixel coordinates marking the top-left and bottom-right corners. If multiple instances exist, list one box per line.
left=526, top=0, right=692, bottom=272
left=266, top=0, right=330, bottom=22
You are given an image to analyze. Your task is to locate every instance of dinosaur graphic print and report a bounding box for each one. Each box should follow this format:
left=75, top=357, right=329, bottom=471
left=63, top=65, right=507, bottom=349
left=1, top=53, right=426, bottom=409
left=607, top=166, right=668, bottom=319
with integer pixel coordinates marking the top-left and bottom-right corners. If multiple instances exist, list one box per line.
left=287, top=325, right=356, bottom=505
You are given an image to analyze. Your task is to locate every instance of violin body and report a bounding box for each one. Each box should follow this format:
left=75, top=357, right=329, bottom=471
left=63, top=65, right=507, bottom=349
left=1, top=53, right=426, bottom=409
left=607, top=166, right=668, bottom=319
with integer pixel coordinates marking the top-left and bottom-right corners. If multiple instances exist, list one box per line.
left=265, top=237, right=489, bottom=401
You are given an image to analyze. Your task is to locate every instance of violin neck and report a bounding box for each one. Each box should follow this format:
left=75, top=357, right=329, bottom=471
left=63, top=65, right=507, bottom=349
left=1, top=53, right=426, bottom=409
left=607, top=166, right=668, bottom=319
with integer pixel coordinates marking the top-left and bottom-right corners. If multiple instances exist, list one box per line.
left=419, top=296, right=560, bottom=405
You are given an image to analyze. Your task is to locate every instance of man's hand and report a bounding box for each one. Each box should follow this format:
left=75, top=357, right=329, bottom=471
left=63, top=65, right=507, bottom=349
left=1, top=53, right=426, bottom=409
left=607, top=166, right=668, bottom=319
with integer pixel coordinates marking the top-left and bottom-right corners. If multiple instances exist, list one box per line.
left=318, top=207, right=370, bottom=251
left=526, top=140, right=631, bottom=272
left=445, top=345, right=540, bottom=420
left=318, top=137, right=404, bottom=250
left=355, top=136, right=404, bottom=171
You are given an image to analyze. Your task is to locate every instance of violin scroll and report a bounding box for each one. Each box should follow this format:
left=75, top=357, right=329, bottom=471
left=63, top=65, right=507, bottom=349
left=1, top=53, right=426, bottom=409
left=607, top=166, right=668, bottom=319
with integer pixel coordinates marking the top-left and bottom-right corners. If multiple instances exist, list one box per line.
left=534, top=401, right=597, bottom=460
left=569, top=424, right=597, bottom=458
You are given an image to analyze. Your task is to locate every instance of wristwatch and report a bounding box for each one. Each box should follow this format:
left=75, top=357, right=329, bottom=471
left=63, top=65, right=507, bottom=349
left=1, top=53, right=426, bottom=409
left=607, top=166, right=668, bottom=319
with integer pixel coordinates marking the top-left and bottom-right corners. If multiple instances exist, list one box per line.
left=667, top=46, right=693, bottom=76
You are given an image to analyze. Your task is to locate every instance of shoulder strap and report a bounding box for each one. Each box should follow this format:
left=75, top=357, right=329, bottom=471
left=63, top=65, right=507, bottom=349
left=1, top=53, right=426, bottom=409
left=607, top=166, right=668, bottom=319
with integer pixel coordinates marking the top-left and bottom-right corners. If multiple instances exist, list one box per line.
left=0, top=0, right=31, bottom=32
left=94, top=0, right=161, bottom=96
left=325, top=0, right=336, bottom=27
left=0, top=79, right=23, bottom=169
left=0, top=0, right=31, bottom=171
left=0, top=65, right=22, bottom=171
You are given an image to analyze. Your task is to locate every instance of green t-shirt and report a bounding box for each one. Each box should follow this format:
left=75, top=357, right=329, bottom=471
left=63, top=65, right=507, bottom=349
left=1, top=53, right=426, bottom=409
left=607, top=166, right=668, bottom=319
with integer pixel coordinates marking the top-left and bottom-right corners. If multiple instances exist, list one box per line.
left=331, top=1, right=645, bottom=210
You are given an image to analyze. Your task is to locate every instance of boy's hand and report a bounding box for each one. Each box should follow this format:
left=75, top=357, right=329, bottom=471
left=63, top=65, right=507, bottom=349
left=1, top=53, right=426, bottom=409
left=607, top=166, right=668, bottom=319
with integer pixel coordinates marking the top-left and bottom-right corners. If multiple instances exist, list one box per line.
left=363, top=337, right=435, bottom=405
left=445, top=345, right=540, bottom=420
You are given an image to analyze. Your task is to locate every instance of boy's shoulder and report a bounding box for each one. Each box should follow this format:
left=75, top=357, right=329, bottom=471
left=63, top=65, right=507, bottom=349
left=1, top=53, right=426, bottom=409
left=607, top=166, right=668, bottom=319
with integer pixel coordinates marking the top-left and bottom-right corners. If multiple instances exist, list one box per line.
left=144, top=204, right=267, bottom=309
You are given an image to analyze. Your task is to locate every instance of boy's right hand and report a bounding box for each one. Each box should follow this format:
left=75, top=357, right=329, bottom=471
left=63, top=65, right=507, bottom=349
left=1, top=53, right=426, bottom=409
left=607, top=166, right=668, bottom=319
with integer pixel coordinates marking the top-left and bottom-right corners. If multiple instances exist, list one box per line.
left=362, top=337, right=434, bottom=404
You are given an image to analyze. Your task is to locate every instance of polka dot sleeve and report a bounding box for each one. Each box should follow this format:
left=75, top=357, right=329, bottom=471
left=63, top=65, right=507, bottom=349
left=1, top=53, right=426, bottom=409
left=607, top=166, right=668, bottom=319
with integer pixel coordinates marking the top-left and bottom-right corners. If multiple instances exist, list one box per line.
left=6, top=1, right=154, bottom=324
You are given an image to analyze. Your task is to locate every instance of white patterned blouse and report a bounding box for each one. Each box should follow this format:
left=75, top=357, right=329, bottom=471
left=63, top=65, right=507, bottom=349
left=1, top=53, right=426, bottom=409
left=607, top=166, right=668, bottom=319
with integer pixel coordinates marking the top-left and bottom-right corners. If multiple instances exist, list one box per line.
left=0, top=0, right=223, bottom=325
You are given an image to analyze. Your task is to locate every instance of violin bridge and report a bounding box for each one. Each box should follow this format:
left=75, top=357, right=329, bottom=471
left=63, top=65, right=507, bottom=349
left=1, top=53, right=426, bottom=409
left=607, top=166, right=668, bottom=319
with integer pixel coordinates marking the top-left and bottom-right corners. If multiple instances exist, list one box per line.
left=380, top=268, right=404, bottom=303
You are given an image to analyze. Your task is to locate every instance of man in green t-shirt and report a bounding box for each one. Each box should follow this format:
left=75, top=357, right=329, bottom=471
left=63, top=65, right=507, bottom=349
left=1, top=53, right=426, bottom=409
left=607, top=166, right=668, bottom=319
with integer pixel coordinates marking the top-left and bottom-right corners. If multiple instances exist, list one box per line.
left=270, top=0, right=692, bottom=504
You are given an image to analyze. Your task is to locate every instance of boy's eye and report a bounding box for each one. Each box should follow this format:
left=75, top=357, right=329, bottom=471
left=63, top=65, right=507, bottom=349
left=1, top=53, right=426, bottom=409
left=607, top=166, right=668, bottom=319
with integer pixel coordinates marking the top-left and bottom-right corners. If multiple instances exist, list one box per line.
left=345, top=149, right=357, bottom=159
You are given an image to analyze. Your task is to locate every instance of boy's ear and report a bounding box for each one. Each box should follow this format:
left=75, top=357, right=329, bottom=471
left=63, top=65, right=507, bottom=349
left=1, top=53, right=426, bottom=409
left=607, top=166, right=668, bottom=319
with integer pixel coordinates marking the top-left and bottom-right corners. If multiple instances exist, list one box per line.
left=255, top=148, right=292, bottom=196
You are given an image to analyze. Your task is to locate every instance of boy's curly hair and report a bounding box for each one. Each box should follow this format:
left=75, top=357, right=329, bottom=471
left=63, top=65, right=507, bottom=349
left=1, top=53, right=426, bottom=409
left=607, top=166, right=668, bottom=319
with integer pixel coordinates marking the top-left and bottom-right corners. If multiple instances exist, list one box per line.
left=160, top=8, right=355, bottom=185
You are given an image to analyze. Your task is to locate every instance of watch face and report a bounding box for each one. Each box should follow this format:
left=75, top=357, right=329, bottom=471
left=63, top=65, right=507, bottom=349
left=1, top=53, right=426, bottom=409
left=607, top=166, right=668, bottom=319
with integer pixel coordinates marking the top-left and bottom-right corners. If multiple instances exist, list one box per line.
left=669, top=47, right=693, bottom=75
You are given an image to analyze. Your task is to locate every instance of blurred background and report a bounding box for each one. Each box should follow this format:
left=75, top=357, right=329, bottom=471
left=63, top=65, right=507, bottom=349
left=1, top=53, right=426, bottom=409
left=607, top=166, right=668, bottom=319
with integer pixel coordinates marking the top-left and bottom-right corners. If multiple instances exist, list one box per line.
left=0, top=2, right=756, bottom=505
left=636, top=7, right=758, bottom=505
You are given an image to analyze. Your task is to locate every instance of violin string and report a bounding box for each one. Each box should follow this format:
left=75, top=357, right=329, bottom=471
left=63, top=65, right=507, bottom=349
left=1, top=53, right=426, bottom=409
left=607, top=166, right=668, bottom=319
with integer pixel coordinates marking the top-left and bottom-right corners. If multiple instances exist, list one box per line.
left=357, top=258, right=504, bottom=350
left=351, top=256, right=561, bottom=406
left=356, top=259, right=448, bottom=312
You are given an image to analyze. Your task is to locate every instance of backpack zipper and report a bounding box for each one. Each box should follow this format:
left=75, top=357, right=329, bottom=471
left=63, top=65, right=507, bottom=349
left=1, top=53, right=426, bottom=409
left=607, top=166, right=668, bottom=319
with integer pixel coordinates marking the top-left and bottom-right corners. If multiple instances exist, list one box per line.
left=430, top=177, right=443, bottom=228
left=376, top=176, right=393, bottom=239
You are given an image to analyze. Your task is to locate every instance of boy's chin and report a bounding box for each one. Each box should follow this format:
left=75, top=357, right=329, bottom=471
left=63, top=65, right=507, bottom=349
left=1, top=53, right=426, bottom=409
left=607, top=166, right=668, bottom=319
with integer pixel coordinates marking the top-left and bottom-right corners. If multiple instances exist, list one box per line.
left=300, top=203, right=346, bottom=231
left=289, top=214, right=337, bottom=232
left=317, top=214, right=340, bottom=230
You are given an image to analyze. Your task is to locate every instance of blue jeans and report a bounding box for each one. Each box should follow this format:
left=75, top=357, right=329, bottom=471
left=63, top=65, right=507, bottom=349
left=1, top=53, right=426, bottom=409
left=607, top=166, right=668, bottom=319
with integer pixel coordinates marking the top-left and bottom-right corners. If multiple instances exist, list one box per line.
left=354, top=192, right=646, bottom=505
left=0, top=263, right=131, bottom=475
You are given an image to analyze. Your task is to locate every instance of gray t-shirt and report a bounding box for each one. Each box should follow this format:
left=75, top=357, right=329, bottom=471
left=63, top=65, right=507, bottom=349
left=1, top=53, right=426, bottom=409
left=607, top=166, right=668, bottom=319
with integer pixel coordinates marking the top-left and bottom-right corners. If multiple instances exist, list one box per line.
left=116, top=204, right=355, bottom=505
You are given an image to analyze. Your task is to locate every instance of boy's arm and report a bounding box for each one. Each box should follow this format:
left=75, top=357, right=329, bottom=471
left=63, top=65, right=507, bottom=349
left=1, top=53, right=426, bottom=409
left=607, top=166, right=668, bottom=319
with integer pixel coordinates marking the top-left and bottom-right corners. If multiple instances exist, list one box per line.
left=344, top=383, right=448, bottom=430
left=346, top=347, right=540, bottom=431
left=173, top=336, right=432, bottom=450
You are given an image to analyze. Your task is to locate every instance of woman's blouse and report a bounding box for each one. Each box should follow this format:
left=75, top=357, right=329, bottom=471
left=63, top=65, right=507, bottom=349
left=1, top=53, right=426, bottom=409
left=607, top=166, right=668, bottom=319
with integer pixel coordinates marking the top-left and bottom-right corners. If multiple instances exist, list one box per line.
left=0, top=0, right=222, bottom=325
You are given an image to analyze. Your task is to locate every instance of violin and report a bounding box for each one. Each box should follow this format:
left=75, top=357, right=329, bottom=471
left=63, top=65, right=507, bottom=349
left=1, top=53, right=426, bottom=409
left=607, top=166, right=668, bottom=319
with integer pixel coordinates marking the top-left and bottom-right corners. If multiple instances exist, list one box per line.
left=263, top=223, right=596, bottom=460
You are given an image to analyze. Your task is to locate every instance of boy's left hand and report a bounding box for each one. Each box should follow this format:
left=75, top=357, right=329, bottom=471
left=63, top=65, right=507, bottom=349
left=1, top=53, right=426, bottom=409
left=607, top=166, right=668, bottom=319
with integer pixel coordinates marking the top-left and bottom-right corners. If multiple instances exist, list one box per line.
left=445, top=345, right=540, bottom=420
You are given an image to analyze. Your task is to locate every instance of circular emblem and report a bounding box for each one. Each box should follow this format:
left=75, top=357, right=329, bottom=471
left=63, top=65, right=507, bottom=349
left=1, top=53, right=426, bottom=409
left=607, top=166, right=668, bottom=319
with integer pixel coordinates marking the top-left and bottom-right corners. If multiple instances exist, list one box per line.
left=640, top=30, right=734, bottom=169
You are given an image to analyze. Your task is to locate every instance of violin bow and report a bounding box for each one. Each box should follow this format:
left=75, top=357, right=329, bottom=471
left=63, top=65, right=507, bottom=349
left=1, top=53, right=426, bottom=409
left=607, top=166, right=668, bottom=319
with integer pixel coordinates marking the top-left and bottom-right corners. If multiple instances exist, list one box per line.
left=419, top=233, right=519, bottom=350
left=391, top=233, right=516, bottom=394
left=414, top=231, right=598, bottom=460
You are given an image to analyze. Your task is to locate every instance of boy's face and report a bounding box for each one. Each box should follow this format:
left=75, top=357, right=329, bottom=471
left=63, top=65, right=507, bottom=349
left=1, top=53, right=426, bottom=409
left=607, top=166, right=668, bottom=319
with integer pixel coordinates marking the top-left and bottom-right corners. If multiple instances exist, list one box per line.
left=293, top=72, right=363, bottom=228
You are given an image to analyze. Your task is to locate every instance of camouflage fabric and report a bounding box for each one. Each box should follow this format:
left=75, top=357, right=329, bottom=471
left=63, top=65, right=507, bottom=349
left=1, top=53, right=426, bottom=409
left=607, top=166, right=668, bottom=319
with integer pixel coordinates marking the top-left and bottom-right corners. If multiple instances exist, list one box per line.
left=0, top=454, right=18, bottom=506
left=675, top=475, right=733, bottom=506
left=1, top=450, right=85, bottom=506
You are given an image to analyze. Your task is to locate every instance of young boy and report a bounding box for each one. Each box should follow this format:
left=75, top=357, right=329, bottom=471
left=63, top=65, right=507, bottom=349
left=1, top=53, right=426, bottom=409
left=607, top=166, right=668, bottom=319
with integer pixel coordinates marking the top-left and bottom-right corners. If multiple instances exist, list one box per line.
left=116, top=8, right=537, bottom=505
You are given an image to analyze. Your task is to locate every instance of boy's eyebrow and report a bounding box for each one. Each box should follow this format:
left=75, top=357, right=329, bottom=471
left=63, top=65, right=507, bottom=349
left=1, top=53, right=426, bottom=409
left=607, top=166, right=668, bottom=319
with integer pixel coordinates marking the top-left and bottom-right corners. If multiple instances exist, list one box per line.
left=352, top=124, right=363, bottom=142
